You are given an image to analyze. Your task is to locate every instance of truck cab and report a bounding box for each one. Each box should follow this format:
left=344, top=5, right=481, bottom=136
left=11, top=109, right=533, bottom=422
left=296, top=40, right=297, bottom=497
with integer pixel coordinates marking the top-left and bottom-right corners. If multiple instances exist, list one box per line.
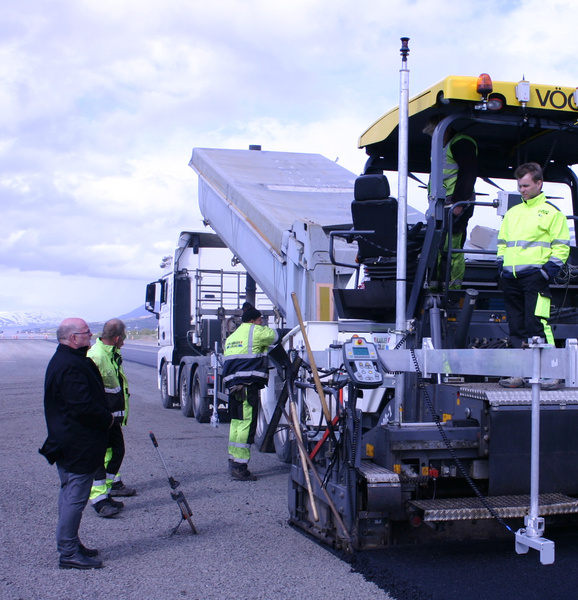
left=145, top=230, right=274, bottom=422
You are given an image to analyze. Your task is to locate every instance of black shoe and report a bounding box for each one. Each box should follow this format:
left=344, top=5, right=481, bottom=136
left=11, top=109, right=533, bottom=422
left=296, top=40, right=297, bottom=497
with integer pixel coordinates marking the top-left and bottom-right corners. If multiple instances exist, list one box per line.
left=93, top=499, right=120, bottom=518
left=109, top=481, right=137, bottom=497
left=107, top=497, right=124, bottom=509
left=78, top=543, right=99, bottom=557
left=59, top=551, right=103, bottom=570
left=229, top=461, right=246, bottom=472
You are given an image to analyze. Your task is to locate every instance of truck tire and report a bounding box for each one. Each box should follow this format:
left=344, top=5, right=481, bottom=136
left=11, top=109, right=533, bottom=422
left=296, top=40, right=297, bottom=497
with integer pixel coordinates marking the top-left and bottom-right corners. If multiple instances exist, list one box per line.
left=179, top=369, right=195, bottom=418
left=254, top=401, right=274, bottom=453
left=160, top=363, right=176, bottom=409
left=274, top=420, right=293, bottom=463
left=192, top=371, right=211, bottom=423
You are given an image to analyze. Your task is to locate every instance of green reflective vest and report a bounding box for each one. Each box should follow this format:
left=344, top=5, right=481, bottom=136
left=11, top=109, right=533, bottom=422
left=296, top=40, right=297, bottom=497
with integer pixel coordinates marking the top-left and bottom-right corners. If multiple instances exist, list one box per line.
left=222, top=322, right=278, bottom=388
left=442, top=133, right=477, bottom=196
left=88, top=338, right=130, bottom=425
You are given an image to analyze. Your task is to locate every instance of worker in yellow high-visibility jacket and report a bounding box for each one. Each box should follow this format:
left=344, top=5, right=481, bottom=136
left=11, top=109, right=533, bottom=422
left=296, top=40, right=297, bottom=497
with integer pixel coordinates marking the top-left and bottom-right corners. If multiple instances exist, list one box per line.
left=222, top=307, right=280, bottom=480
left=497, top=162, right=570, bottom=390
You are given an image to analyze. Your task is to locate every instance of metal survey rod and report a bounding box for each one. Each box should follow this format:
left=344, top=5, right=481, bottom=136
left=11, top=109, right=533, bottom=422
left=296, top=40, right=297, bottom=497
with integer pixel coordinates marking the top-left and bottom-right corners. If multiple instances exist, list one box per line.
left=149, top=431, right=198, bottom=534
left=211, top=342, right=219, bottom=428
left=529, top=342, right=542, bottom=525
left=514, top=338, right=555, bottom=564
left=394, top=37, right=410, bottom=424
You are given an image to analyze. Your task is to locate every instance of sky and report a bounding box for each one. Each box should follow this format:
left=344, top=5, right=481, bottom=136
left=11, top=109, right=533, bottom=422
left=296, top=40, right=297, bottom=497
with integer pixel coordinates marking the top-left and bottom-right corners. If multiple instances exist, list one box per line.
left=2, top=0, right=578, bottom=321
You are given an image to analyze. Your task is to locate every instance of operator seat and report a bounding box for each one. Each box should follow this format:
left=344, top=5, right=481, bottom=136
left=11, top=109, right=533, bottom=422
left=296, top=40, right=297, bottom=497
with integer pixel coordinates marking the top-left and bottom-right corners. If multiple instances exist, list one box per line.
left=351, top=174, right=398, bottom=260
left=351, top=174, right=422, bottom=280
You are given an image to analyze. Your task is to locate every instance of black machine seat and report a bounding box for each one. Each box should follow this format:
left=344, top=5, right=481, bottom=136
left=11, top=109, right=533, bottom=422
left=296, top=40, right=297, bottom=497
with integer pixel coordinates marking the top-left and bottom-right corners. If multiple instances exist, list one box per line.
left=351, top=174, right=423, bottom=279
left=352, top=174, right=398, bottom=259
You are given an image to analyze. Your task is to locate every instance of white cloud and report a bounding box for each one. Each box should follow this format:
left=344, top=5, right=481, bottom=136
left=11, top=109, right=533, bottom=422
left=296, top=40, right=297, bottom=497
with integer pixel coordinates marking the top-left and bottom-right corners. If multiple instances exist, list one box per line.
left=1, top=0, right=577, bottom=318
left=0, top=266, right=150, bottom=321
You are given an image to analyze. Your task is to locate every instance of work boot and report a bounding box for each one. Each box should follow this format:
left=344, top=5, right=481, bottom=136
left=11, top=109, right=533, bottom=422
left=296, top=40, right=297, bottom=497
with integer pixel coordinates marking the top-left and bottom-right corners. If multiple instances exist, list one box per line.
left=93, top=499, right=120, bottom=518
left=541, top=378, right=563, bottom=391
left=499, top=376, right=525, bottom=388
left=107, top=496, right=124, bottom=509
left=231, top=468, right=258, bottom=481
left=230, top=462, right=257, bottom=480
left=59, top=551, right=103, bottom=570
left=109, top=481, right=137, bottom=497
left=78, top=543, right=99, bottom=557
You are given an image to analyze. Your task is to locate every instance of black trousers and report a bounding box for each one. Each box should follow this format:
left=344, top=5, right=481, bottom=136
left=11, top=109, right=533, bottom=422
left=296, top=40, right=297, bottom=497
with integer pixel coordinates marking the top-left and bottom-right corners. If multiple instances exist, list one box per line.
left=94, top=423, right=125, bottom=480
left=502, top=271, right=553, bottom=348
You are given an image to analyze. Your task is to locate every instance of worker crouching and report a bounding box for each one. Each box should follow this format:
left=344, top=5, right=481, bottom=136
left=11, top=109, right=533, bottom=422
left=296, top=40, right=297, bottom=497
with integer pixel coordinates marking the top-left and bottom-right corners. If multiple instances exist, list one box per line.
left=221, top=307, right=280, bottom=480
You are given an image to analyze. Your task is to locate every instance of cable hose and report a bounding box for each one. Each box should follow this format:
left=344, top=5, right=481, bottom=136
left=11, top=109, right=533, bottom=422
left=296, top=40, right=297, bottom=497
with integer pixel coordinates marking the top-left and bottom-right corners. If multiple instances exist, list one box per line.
left=409, top=347, right=513, bottom=534
left=551, top=263, right=577, bottom=326
left=345, top=409, right=361, bottom=522
left=349, top=409, right=360, bottom=468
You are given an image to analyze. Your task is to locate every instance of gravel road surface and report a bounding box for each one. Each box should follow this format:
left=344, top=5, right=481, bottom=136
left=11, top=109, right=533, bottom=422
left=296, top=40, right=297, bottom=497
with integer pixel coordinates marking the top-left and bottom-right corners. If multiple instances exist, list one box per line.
left=4, top=340, right=578, bottom=600
left=0, top=340, right=390, bottom=600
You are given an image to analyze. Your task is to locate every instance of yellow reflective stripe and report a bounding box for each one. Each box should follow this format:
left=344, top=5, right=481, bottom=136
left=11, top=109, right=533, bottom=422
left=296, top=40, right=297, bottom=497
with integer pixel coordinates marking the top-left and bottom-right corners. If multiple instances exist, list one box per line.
left=229, top=442, right=251, bottom=449
left=535, top=293, right=551, bottom=320
left=228, top=454, right=249, bottom=463
left=223, top=352, right=268, bottom=361
left=105, top=386, right=122, bottom=394
left=503, top=240, right=551, bottom=249
left=223, top=370, right=268, bottom=382
left=503, top=264, right=543, bottom=272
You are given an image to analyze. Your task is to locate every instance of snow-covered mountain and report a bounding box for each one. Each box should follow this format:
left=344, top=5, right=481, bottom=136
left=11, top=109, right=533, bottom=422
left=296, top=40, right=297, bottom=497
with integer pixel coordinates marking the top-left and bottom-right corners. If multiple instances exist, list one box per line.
left=0, top=306, right=154, bottom=331
left=0, top=309, right=71, bottom=330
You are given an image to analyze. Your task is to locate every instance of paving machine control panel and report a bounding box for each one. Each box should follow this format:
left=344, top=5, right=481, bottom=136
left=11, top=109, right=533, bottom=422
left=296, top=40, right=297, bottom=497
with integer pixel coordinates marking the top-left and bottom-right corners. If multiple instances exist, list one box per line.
left=343, top=337, right=383, bottom=388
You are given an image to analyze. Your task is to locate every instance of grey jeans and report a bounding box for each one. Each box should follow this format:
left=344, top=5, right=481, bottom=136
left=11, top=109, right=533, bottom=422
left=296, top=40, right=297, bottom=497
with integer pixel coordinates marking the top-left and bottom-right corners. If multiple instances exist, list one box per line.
left=56, top=464, right=95, bottom=556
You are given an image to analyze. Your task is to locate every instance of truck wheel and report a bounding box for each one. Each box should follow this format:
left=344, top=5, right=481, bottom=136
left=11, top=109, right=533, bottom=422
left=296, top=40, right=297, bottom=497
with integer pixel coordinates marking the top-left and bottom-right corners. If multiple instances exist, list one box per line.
left=160, top=363, right=176, bottom=409
left=254, top=401, right=274, bottom=453
left=192, top=371, right=211, bottom=423
left=274, top=420, right=293, bottom=463
left=180, top=370, right=195, bottom=418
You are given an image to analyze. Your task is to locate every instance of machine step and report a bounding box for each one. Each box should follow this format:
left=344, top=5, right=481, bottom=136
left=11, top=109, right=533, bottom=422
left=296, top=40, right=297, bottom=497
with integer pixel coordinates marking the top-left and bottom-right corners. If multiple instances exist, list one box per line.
left=458, top=382, right=578, bottom=406
left=409, top=493, right=578, bottom=522
left=359, top=460, right=400, bottom=483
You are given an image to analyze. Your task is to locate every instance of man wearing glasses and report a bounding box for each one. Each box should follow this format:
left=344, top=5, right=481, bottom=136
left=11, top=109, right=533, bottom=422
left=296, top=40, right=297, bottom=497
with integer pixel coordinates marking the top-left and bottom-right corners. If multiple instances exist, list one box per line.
left=40, top=318, right=113, bottom=569
left=88, top=319, right=137, bottom=518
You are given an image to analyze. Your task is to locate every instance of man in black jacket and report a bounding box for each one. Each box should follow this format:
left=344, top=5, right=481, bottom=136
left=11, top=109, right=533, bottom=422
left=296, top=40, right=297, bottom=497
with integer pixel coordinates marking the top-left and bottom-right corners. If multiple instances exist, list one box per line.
left=40, top=318, right=114, bottom=569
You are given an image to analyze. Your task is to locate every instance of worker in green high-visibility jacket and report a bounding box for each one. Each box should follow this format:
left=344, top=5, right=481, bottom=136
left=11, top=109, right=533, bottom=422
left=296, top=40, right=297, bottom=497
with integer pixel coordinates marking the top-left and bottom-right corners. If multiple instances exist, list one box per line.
left=424, top=115, right=478, bottom=290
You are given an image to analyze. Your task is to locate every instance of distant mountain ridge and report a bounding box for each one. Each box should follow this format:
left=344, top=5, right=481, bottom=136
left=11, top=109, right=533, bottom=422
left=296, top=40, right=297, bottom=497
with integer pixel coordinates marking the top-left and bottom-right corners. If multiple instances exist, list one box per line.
left=0, top=306, right=156, bottom=331
left=0, top=309, right=70, bottom=330
left=118, top=305, right=151, bottom=319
